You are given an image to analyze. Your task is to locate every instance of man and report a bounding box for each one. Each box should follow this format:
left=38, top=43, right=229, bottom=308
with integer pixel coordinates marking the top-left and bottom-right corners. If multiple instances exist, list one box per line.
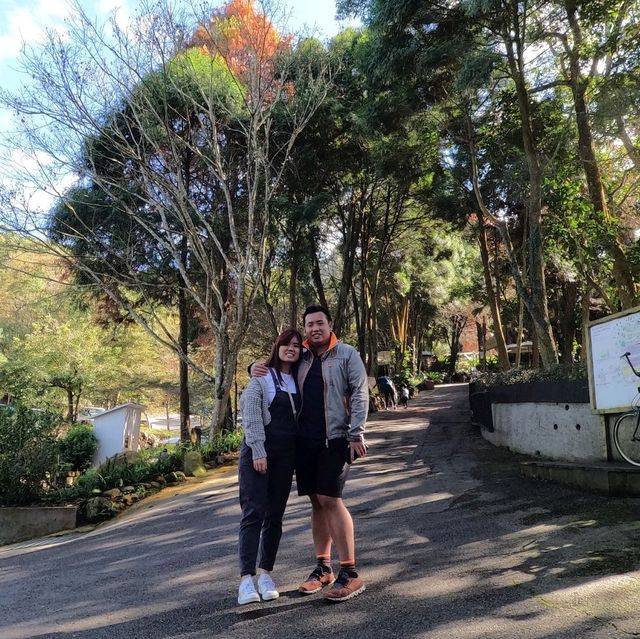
left=252, top=304, right=369, bottom=602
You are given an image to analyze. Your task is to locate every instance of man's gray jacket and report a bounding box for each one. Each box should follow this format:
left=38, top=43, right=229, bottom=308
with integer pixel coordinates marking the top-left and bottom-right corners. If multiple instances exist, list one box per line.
left=298, top=333, right=369, bottom=443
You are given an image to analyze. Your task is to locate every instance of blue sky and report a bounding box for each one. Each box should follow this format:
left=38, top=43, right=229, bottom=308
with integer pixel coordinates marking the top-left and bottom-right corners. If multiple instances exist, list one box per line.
left=0, top=0, right=360, bottom=131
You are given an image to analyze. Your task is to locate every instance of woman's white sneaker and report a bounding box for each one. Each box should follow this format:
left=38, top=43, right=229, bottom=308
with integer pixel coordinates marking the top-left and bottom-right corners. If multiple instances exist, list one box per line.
left=238, top=576, right=260, bottom=605
left=257, top=573, right=279, bottom=601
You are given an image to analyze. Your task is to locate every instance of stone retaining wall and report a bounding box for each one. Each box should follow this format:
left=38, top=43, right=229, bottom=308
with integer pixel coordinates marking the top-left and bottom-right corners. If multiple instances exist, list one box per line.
left=0, top=506, right=78, bottom=545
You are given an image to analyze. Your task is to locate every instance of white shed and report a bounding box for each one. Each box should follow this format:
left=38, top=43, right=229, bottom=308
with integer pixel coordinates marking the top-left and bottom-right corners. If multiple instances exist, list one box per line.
left=92, top=403, right=146, bottom=467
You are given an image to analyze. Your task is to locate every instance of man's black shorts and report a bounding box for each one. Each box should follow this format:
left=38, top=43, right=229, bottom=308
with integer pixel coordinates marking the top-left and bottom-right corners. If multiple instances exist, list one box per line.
left=295, top=438, right=350, bottom=498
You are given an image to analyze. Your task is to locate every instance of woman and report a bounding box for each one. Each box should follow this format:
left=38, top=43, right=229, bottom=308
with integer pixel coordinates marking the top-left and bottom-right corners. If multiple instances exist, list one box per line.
left=237, top=328, right=302, bottom=605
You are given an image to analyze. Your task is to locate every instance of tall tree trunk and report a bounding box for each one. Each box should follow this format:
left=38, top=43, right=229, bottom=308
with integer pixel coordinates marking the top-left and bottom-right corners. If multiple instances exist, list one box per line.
left=558, top=280, right=578, bottom=364
left=366, top=293, right=378, bottom=375
left=468, top=109, right=557, bottom=366
left=447, top=315, right=466, bottom=379
left=289, top=254, right=299, bottom=329
left=531, top=326, right=540, bottom=369
left=476, top=319, right=486, bottom=369
left=350, top=281, right=366, bottom=362
left=310, top=240, right=328, bottom=311
left=67, top=388, right=74, bottom=422
left=581, top=288, right=591, bottom=359
left=210, top=326, right=234, bottom=438
left=334, top=201, right=361, bottom=336
left=476, top=213, right=510, bottom=370
left=260, top=264, right=279, bottom=337
left=615, top=116, right=640, bottom=168
left=515, top=297, right=524, bottom=368
left=501, top=26, right=558, bottom=367
left=178, top=281, right=191, bottom=442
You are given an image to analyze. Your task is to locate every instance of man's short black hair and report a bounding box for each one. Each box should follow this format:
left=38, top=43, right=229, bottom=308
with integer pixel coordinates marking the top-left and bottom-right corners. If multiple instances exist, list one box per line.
left=303, top=304, right=332, bottom=324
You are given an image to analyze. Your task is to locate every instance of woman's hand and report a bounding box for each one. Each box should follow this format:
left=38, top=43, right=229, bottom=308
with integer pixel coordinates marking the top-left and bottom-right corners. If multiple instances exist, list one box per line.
left=253, top=457, right=268, bottom=474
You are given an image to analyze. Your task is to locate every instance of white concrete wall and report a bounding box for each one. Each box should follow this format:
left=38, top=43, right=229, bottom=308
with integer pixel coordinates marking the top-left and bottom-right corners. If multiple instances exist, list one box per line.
left=482, top=402, right=606, bottom=462
left=93, top=403, right=144, bottom=466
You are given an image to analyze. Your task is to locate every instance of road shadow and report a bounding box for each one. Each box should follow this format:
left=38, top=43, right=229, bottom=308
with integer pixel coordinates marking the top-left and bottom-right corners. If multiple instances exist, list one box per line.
left=1, top=384, right=639, bottom=638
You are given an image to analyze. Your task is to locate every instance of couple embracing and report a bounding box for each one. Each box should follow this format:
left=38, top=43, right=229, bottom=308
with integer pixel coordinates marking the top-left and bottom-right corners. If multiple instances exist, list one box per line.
left=237, top=305, right=369, bottom=605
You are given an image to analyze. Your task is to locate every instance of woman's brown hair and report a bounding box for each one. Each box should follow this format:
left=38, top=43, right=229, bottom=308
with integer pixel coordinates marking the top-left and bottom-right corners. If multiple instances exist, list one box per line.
left=265, top=328, right=303, bottom=373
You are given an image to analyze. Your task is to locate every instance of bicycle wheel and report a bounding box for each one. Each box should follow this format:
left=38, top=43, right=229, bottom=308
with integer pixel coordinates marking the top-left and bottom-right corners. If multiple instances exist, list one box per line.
left=613, top=411, right=640, bottom=467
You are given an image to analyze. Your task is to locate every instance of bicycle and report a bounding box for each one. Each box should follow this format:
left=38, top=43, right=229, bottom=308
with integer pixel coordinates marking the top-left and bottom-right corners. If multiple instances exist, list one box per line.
left=612, top=352, right=640, bottom=467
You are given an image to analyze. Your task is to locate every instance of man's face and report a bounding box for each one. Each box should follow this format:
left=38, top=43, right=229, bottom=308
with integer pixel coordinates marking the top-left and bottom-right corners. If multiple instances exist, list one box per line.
left=304, top=311, right=333, bottom=348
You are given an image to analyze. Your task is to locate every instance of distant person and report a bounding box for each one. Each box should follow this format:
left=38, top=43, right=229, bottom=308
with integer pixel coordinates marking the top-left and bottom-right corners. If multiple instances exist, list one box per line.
left=377, top=375, right=397, bottom=410
left=237, top=329, right=302, bottom=606
left=399, top=385, right=410, bottom=408
left=159, top=448, right=169, bottom=461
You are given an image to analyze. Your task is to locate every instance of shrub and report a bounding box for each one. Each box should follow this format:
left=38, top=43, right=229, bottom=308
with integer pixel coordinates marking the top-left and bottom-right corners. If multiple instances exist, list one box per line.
left=423, top=371, right=446, bottom=383
left=155, top=445, right=189, bottom=475
left=477, top=362, right=588, bottom=389
left=40, top=428, right=245, bottom=505
left=0, top=405, right=61, bottom=505
left=95, top=455, right=157, bottom=487
left=75, top=468, right=106, bottom=495
left=392, top=372, right=415, bottom=395
left=59, top=424, right=99, bottom=472
left=200, top=430, right=243, bottom=462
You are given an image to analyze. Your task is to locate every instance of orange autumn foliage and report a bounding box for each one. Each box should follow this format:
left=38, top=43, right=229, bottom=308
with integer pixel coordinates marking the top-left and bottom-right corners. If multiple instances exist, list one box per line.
left=190, top=0, right=292, bottom=88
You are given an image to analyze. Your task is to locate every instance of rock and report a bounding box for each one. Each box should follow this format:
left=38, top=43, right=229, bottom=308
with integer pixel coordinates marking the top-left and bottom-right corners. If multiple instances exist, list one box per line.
left=151, top=475, right=166, bottom=485
left=183, top=451, right=207, bottom=477
left=216, top=453, right=236, bottom=465
left=102, top=488, right=122, bottom=500
left=138, top=431, right=160, bottom=448
left=105, top=451, right=139, bottom=466
left=81, top=497, right=116, bottom=523
left=165, top=472, right=180, bottom=484
left=121, top=486, right=135, bottom=494
left=149, top=481, right=161, bottom=489
left=173, top=471, right=187, bottom=481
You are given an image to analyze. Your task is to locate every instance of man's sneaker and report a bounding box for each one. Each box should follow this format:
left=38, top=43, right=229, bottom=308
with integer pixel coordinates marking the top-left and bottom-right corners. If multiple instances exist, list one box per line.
left=237, top=576, right=260, bottom=605
left=298, top=566, right=335, bottom=594
left=257, top=573, right=279, bottom=601
left=322, top=569, right=365, bottom=602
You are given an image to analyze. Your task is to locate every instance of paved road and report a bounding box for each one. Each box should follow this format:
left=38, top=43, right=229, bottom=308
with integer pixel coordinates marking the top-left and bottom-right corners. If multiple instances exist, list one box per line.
left=146, top=414, right=205, bottom=432
left=2, top=384, right=640, bottom=638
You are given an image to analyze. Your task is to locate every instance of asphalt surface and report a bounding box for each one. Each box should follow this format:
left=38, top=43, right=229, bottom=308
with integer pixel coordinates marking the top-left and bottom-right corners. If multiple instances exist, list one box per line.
left=2, top=384, right=640, bottom=638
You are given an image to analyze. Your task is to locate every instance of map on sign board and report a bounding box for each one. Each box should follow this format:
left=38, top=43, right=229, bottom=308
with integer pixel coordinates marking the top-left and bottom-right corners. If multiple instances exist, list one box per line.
left=588, top=307, right=640, bottom=413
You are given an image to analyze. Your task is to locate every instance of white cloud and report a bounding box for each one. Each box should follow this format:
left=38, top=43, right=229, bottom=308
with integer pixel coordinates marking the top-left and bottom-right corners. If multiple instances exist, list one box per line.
left=9, top=148, right=55, bottom=173
left=0, top=1, right=74, bottom=62
left=0, top=9, right=43, bottom=60
left=3, top=148, right=77, bottom=217
left=97, top=0, right=131, bottom=31
left=34, top=0, right=72, bottom=20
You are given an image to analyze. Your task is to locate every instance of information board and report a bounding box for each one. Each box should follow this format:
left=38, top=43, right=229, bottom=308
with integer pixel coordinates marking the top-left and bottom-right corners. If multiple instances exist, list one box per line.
left=588, top=306, right=640, bottom=413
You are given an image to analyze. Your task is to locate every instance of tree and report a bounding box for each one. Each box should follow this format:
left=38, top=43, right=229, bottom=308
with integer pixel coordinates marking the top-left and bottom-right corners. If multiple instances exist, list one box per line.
left=0, top=234, right=179, bottom=417
left=0, top=0, right=329, bottom=435
left=544, top=0, right=638, bottom=308
left=338, top=0, right=562, bottom=366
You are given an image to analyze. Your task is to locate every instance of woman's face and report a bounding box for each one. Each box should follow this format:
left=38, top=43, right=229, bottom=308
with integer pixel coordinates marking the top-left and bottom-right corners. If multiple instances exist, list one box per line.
left=279, top=337, right=301, bottom=365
